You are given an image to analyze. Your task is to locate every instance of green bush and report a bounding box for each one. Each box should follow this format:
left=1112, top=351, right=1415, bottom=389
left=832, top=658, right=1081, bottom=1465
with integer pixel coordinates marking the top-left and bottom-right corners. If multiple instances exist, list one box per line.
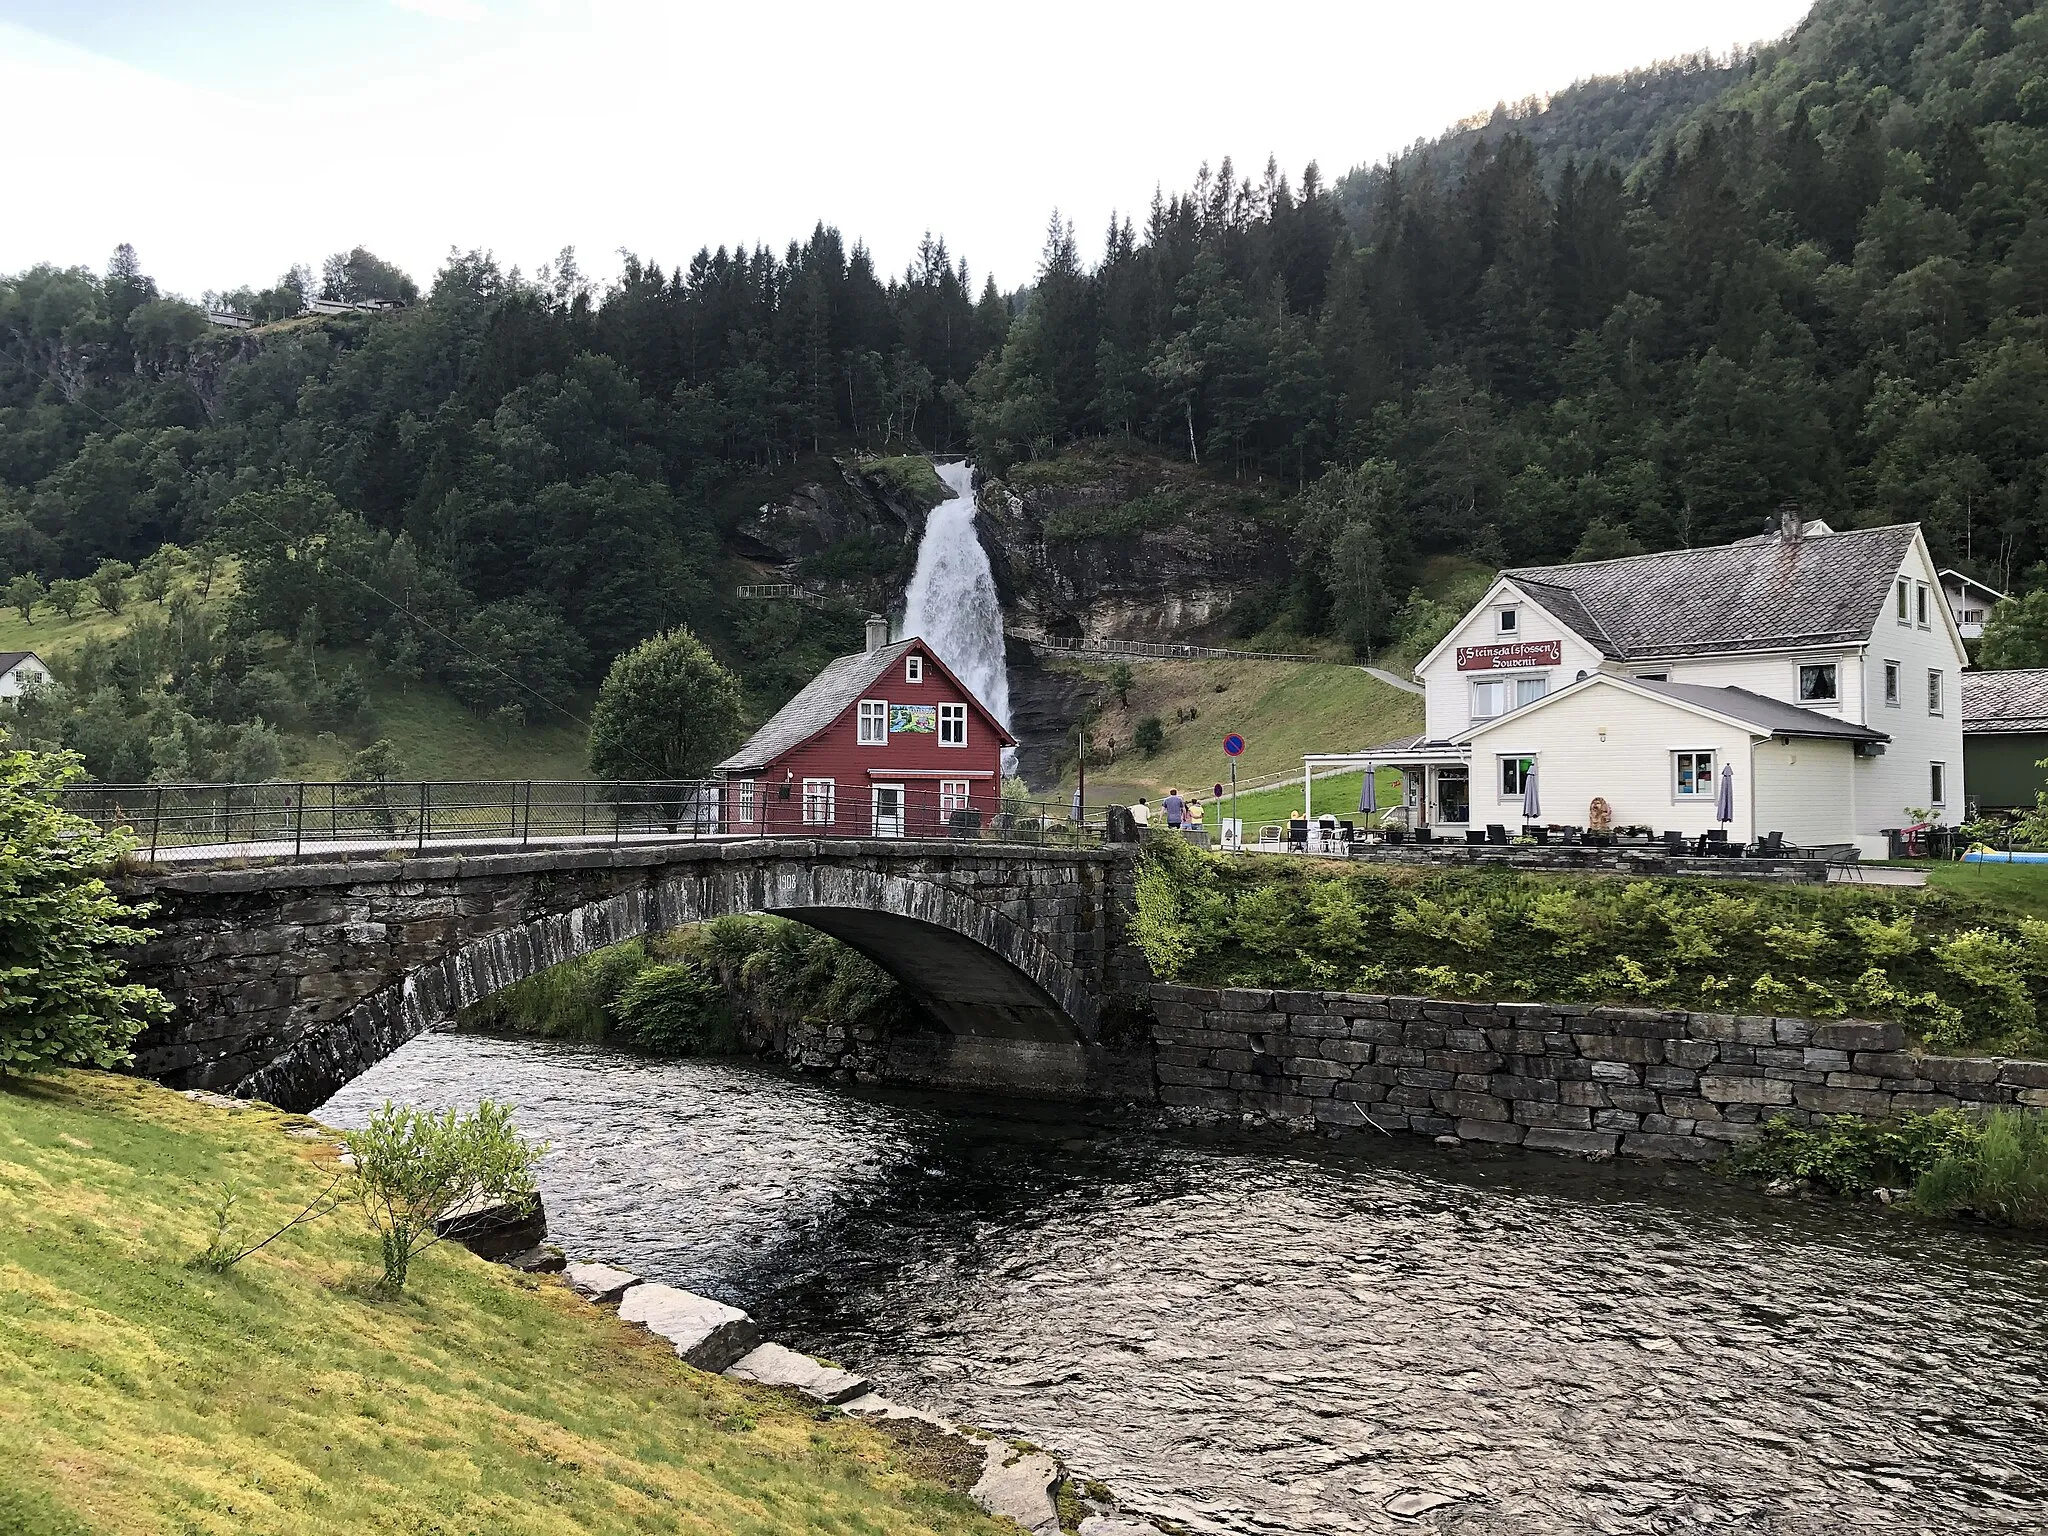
left=1134, top=715, right=1165, bottom=756
left=1914, top=1108, right=2048, bottom=1227
left=0, top=750, right=170, bottom=1074
left=1129, top=843, right=2048, bottom=1053
left=460, top=942, right=651, bottom=1041
left=342, top=1100, right=544, bottom=1294
left=609, top=961, right=734, bottom=1055
left=1731, top=1111, right=1983, bottom=1197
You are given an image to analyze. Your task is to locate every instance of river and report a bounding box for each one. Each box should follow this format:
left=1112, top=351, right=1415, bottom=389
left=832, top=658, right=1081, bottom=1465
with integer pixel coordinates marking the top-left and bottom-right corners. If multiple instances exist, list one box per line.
left=320, top=1033, right=2048, bottom=1536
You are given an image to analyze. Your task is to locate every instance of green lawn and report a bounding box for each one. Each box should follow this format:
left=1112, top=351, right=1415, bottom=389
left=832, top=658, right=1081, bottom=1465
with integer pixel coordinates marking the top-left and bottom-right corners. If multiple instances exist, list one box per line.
left=296, top=664, right=593, bottom=783
left=1169, top=767, right=1405, bottom=835
left=0, top=1072, right=1012, bottom=1536
left=1903, top=858, right=2048, bottom=917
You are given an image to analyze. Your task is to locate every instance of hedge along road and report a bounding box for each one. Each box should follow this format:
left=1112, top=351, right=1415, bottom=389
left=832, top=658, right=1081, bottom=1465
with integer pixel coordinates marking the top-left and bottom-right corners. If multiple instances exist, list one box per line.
left=325, top=1032, right=2048, bottom=1536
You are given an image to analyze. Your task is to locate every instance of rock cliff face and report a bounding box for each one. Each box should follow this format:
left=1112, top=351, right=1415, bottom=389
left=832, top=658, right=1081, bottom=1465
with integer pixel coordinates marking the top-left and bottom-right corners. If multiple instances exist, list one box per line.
left=974, top=463, right=1295, bottom=645
left=730, top=459, right=946, bottom=612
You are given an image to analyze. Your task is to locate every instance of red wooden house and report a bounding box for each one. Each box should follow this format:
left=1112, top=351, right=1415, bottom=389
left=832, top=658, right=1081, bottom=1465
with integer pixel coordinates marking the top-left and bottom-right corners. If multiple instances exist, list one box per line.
left=713, top=618, right=1015, bottom=837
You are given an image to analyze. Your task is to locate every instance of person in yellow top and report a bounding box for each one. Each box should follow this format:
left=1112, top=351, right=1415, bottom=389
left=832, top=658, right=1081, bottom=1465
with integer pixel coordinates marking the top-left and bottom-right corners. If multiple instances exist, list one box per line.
left=1186, top=798, right=1205, bottom=828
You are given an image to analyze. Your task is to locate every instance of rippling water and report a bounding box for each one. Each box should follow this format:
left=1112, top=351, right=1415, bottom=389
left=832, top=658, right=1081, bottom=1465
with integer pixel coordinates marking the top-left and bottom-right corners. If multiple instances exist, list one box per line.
left=321, top=1034, right=2048, bottom=1536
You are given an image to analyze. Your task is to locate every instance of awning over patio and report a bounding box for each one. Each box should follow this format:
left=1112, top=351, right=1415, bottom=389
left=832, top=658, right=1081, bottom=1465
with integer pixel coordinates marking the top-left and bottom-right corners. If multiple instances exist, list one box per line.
left=1302, top=739, right=1472, bottom=821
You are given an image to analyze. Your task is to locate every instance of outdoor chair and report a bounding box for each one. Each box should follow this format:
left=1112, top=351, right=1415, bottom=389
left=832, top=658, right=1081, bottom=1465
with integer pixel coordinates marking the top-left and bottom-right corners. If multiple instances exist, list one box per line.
left=948, top=808, right=983, bottom=838
left=1386, top=827, right=1406, bottom=846
left=1466, top=829, right=1487, bottom=845
left=1259, top=824, right=1284, bottom=849
left=1414, top=826, right=1434, bottom=844
left=1287, top=819, right=1309, bottom=852
left=1486, top=823, right=1509, bottom=845
left=1662, top=830, right=1686, bottom=853
left=1523, top=825, right=1549, bottom=844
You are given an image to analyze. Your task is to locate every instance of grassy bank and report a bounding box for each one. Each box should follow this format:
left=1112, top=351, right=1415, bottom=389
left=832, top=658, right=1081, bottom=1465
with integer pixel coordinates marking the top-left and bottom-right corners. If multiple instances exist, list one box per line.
left=1054, top=658, right=1422, bottom=803
left=0, top=1072, right=1013, bottom=1536
left=1732, top=1107, right=2048, bottom=1227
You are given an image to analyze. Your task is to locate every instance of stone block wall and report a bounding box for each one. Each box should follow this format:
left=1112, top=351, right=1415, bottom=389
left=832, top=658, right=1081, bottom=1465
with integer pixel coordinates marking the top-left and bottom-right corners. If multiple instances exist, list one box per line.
left=1148, top=984, right=2048, bottom=1160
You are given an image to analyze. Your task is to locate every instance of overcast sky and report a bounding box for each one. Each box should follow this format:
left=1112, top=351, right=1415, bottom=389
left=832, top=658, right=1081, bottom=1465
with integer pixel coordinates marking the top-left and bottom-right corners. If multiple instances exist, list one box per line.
left=1, top=0, right=1817, bottom=301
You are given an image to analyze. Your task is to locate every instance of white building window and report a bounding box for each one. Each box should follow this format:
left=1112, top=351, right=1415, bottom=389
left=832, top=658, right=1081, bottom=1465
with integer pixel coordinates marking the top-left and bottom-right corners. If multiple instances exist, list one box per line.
left=731, top=779, right=756, bottom=824
left=1928, top=668, right=1944, bottom=715
left=1798, top=663, right=1838, bottom=703
left=940, top=779, right=971, bottom=816
left=802, top=779, right=836, bottom=825
left=906, top=655, right=923, bottom=683
left=1472, top=675, right=1548, bottom=720
left=1896, top=578, right=1910, bottom=624
left=858, top=699, right=888, bottom=745
left=1961, top=607, right=1983, bottom=625
left=1916, top=583, right=1931, bottom=628
left=1497, top=607, right=1519, bottom=635
left=1883, top=661, right=1900, bottom=707
left=1498, top=756, right=1534, bottom=799
left=1931, top=762, right=1947, bottom=807
left=1674, top=750, right=1717, bottom=798
left=939, top=703, right=967, bottom=746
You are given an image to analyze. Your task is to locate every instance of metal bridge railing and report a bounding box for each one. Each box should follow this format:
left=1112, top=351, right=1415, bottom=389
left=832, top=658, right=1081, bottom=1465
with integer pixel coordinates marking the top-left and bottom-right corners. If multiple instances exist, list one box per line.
left=57, top=780, right=1108, bottom=863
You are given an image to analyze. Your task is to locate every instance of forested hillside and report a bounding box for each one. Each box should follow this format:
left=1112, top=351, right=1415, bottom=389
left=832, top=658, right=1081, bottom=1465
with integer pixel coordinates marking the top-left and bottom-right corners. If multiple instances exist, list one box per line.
left=6, top=0, right=2048, bottom=782
left=0, top=235, right=1002, bottom=778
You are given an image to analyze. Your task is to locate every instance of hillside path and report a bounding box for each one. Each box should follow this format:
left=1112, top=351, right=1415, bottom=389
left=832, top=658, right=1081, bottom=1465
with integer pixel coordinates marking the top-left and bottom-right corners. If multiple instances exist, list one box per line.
left=1359, top=665, right=1424, bottom=696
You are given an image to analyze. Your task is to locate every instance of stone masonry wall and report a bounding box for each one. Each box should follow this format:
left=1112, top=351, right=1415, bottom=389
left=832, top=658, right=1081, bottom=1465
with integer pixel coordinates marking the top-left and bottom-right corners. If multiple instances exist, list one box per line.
left=1148, top=984, right=2048, bottom=1159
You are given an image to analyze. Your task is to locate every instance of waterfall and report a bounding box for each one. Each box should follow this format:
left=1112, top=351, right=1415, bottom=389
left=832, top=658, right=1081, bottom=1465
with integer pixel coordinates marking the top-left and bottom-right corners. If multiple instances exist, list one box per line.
left=901, top=461, right=1012, bottom=764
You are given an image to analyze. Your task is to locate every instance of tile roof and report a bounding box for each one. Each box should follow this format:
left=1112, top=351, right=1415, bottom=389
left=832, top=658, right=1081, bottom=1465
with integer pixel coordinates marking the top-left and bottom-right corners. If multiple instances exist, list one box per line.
left=1630, top=680, right=1889, bottom=742
left=1502, top=524, right=1921, bottom=660
left=713, top=638, right=1016, bottom=772
left=1962, top=669, right=2048, bottom=733
left=715, top=640, right=920, bottom=773
left=0, top=651, right=40, bottom=674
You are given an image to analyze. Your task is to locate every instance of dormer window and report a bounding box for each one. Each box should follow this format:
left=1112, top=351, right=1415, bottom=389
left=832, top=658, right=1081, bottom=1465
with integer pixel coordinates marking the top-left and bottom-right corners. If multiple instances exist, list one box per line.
left=1497, top=607, right=1519, bottom=636
left=906, top=655, right=923, bottom=683
left=1897, top=579, right=1910, bottom=624
left=1916, top=583, right=1931, bottom=628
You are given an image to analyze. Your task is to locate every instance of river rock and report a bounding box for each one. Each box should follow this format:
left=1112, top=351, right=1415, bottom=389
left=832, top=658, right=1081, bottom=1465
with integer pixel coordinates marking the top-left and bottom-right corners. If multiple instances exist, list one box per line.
left=617, top=1283, right=760, bottom=1372
left=972, top=1445, right=1062, bottom=1536
left=433, top=1191, right=547, bottom=1260
left=564, top=1261, right=640, bottom=1303
left=501, top=1244, right=566, bottom=1273
left=1078, top=1518, right=1162, bottom=1535
left=725, top=1342, right=872, bottom=1404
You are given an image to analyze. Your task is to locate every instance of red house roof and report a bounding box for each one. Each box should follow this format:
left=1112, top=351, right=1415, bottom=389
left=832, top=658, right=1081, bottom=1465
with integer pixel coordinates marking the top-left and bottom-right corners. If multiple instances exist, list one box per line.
left=713, top=637, right=1014, bottom=774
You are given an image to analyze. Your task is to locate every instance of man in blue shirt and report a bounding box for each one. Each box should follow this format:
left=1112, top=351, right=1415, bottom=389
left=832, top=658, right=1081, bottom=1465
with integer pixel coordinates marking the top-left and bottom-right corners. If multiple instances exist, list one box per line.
left=1162, top=787, right=1185, bottom=830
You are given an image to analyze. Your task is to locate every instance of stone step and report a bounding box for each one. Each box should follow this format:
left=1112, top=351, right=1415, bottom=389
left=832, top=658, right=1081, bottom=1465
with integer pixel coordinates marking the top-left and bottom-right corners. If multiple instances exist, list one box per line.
left=617, top=1283, right=759, bottom=1372
left=563, top=1261, right=640, bottom=1304
left=725, top=1342, right=872, bottom=1405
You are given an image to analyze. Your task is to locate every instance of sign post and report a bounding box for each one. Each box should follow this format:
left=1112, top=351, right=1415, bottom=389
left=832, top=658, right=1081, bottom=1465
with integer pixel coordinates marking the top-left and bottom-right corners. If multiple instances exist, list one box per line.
left=1223, top=734, right=1245, bottom=851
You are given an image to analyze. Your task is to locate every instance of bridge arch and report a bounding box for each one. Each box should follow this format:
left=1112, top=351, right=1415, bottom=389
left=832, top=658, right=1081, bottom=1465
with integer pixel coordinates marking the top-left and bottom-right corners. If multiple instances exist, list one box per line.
left=123, top=841, right=1136, bottom=1112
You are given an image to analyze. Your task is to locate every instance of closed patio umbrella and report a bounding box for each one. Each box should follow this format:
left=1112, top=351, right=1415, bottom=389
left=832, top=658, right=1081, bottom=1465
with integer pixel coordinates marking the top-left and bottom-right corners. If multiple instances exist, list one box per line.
left=1359, top=767, right=1378, bottom=816
left=1716, top=761, right=1735, bottom=826
left=1521, top=763, right=1540, bottom=821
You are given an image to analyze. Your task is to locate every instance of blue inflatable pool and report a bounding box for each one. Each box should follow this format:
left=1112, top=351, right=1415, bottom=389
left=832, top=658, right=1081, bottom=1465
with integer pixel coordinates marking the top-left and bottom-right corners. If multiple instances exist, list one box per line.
left=1963, top=848, right=2048, bottom=863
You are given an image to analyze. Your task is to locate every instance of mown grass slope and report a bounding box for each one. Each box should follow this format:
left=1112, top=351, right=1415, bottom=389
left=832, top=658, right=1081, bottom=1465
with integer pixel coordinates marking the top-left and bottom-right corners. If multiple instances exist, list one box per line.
left=0, top=1073, right=1011, bottom=1536
left=1053, top=657, right=1423, bottom=805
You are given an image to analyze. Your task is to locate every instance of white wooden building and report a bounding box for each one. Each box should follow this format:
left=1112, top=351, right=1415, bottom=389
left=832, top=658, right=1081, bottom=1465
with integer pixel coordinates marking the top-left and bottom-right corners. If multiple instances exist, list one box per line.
left=1311, top=514, right=1968, bottom=857
left=1938, top=568, right=2006, bottom=640
left=0, top=651, right=53, bottom=699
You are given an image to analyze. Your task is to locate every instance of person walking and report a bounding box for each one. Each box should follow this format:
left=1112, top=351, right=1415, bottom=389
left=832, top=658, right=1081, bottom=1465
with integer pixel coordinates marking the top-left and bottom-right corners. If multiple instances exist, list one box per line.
left=1162, top=787, right=1185, bottom=830
left=1130, top=797, right=1151, bottom=830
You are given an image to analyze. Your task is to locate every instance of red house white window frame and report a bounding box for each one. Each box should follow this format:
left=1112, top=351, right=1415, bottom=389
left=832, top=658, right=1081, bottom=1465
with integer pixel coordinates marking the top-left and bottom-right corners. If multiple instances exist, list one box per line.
left=938, top=702, right=966, bottom=746
left=857, top=699, right=888, bottom=746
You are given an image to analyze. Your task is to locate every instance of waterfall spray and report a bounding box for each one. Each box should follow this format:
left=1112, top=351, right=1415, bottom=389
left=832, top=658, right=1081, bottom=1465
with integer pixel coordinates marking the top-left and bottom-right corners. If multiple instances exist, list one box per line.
left=901, top=462, right=1012, bottom=764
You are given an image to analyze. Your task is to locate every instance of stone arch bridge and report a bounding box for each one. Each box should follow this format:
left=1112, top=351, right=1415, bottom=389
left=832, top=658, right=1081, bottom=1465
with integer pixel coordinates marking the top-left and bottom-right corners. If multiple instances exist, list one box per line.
left=120, top=838, right=1151, bottom=1113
